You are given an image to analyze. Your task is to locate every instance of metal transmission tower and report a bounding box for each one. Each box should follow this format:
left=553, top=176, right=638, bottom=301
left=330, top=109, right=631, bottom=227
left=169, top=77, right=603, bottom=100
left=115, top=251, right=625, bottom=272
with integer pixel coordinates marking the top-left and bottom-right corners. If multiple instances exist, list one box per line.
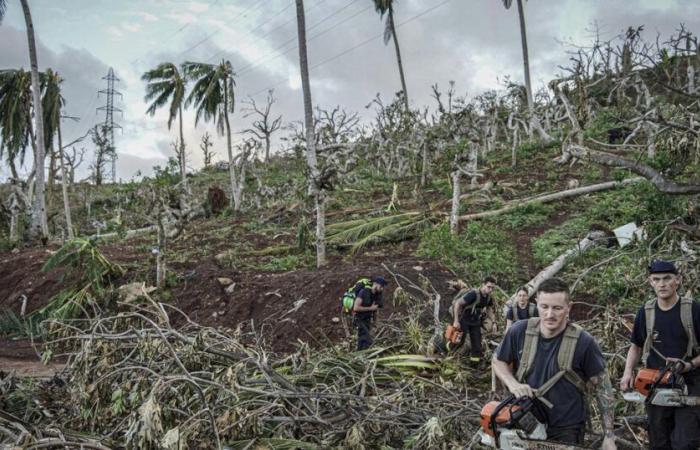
left=96, top=67, right=123, bottom=183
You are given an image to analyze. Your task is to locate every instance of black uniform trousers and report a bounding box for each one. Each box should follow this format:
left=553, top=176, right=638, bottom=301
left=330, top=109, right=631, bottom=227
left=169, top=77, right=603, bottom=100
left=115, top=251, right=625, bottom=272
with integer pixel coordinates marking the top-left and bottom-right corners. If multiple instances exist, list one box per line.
left=355, top=315, right=373, bottom=351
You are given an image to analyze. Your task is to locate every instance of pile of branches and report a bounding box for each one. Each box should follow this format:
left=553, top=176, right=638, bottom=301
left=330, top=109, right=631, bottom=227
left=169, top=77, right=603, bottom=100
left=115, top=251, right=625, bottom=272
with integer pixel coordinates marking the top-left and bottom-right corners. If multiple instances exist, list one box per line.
left=0, top=291, right=482, bottom=449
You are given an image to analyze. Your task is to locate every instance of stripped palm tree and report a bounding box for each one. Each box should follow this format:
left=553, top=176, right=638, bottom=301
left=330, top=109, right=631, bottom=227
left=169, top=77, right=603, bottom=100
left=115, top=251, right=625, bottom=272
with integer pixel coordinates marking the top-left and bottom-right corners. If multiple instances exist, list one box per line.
left=501, top=0, right=552, bottom=143
left=142, top=63, right=189, bottom=191
left=296, top=0, right=326, bottom=268
left=373, top=0, right=409, bottom=112
left=183, top=60, right=240, bottom=210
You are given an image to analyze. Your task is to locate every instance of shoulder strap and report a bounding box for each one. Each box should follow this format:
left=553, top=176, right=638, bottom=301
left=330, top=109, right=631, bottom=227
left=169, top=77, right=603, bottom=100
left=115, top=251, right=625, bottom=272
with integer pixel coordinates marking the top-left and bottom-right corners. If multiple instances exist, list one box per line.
left=528, top=303, right=536, bottom=318
left=515, top=318, right=540, bottom=382
left=681, top=298, right=698, bottom=359
left=536, top=322, right=587, bottom=398
left=641, top=299, right=657, bottom=367
left=470, top=289, right=482, bottom=315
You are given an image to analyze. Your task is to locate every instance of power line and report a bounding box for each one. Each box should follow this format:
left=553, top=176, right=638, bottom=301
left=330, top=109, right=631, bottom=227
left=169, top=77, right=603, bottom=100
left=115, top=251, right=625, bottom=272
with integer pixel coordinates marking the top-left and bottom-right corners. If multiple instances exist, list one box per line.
left=205, top=0, right=327, bottom=64
left=234, top=0, right=365, bottom=77
left=246, top=0, right=451, bottom=98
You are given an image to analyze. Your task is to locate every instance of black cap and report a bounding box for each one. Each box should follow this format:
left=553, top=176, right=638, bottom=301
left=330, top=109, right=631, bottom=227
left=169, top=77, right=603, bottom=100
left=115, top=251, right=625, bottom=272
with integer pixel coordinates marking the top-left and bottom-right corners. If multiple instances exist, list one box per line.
left=648, top=260, right=678, bottom=274
left=372, top=276, right=387, bottom=286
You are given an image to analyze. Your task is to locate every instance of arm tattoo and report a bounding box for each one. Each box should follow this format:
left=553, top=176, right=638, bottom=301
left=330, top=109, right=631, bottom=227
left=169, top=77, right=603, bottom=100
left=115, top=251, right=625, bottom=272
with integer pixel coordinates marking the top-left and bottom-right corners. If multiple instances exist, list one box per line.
left=590, top=373, right=615, bottom=438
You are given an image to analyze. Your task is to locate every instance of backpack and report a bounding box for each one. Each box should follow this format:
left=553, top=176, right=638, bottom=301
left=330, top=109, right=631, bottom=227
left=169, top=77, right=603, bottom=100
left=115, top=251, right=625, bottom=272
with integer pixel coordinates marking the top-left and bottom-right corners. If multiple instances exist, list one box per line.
left=641, top=297, right=699, bottom=366
left=340, top=278, right=373, bottom=314
left=449, top=288, right=482, bottom=320
left=515, top=318, right=587, bottom=409
left=509, top=303, right=537, bottom=320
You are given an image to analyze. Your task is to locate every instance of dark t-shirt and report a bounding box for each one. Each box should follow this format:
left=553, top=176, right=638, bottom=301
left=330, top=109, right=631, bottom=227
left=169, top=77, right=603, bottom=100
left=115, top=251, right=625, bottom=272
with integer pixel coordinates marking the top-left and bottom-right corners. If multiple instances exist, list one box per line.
left=459, top=290, right=493, bottom=326
left=355, top=288, right=383, bottom=320
left=496, top=320, right=606, bottom=429
left=506, top=304, right=539, bottom=322
left=630, top=299, right=700, bottom=371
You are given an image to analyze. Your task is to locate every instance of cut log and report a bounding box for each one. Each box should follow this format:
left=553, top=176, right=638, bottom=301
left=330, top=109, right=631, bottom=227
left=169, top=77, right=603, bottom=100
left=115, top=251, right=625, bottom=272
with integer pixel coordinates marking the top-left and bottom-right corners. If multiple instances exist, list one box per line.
left=459, top=177, right=643, bottom=221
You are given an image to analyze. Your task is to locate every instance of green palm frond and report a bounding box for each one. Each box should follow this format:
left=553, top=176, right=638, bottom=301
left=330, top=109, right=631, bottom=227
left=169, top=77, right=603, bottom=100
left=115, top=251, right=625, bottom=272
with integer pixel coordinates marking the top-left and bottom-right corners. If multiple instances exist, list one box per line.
left=326, top=212, right=435, bottom=253
left=43, top=237, right=124, bottom=287
left=141, top=62, right=186, bottom=130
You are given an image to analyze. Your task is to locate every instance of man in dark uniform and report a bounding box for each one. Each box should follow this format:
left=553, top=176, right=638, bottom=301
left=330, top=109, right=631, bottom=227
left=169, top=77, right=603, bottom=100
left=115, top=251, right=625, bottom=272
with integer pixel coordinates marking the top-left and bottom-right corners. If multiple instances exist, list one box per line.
left=620, top=260, right=700, bottom=450
left=452, top=276, right=497, bottom=364
left=353, top=276, right=386, bottom=351
left=493, top=278, right=616, bottom=449
left=506, top=286, right=538, bottom=331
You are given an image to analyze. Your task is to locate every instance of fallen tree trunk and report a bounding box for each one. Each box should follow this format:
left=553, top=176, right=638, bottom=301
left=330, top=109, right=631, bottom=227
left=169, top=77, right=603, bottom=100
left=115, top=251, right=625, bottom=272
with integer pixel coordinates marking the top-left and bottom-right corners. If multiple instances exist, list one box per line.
left=568, top=145, right=700, bottom=195
left=459, top=177, right=644, bottom=221
left=506, top=230, right=607, bottom=310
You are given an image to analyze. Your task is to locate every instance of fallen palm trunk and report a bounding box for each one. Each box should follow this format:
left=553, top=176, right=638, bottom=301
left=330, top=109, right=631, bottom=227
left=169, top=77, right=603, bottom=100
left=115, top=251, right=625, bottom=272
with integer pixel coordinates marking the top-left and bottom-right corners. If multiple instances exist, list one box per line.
left=458, top=177, right=643, bottom=221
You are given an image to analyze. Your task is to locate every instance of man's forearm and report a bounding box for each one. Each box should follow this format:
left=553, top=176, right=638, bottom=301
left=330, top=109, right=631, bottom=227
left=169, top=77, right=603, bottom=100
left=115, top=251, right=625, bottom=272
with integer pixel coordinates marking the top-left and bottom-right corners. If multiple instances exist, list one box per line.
left=492, top=358, right=518, bottom=387
left=591, top=372, right=615, bottom=439
left=453, top=302, right=462, bottom=323
left=624, top=344, right=641, bottom=373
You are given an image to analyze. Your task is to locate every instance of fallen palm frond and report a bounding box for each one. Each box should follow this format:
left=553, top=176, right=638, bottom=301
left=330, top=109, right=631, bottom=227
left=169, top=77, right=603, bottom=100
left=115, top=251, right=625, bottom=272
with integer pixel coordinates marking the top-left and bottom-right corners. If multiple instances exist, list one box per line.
left=326, top=212, right=435, bottom=253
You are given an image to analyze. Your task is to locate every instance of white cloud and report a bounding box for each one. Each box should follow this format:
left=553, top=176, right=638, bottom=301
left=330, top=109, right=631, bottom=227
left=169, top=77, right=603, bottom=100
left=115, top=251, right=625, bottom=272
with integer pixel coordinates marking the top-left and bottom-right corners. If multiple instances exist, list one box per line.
left=122, top=22, right=143, bottom=33
left=107, top=26, right=124, bottom=39
left=167, top=12, right=197, bottom=25
left=135, top=12, right=159, bottom=22
left=188, top=2, right=210, bottom=14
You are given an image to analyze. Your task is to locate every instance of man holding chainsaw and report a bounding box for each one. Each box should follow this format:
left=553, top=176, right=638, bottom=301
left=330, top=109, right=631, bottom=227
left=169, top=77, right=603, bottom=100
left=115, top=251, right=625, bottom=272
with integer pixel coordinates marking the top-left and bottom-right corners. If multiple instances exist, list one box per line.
left=492, top=278, right=617, bottom=449
left=620, top=260, right=700, bottom=450
left=452, top=276, right=498, bottom=365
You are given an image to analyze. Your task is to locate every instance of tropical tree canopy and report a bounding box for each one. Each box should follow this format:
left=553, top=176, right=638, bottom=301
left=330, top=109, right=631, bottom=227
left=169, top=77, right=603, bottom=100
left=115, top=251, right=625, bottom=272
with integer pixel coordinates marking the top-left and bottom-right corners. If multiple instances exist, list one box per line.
left=372, top=0, right=395, bottom=44
left=0, top=69, right=33, bottom=168
left=42, top=68, right=66, bottom=150
left=142, top=62, right=186, bottom=130
left=183, top=60, right=236, bottom=135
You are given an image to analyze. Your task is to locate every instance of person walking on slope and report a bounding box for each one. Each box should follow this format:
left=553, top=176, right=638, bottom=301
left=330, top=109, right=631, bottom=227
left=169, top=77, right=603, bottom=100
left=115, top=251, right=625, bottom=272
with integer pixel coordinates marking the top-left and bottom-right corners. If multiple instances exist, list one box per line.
left=492, top=278, right=616, bottom=449
left=620, top=260, right=700, bottom=450
left=353, top=276, right=387, bottom=350
left=505, top=286, right=538, bottom=332
left=452, top=276, right=497, bottom=364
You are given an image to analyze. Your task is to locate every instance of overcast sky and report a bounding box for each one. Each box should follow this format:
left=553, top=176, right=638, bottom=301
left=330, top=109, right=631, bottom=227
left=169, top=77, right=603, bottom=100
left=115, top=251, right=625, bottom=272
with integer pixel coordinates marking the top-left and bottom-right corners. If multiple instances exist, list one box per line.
left=1, top=0, right=699, bottom=181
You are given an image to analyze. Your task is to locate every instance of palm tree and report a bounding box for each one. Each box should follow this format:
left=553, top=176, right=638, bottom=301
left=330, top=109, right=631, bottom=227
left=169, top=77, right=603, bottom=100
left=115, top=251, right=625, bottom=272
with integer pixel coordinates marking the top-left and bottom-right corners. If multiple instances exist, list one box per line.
left=373, top=0, right=409, bottom=112
left=502, top=0, right=552, bottom=143
left=183, top=60, right=241, bottom=210
left=0, top=69, right=33, bottom=180
left=142, top=63, right=188, bottom=190
left=296, top=0, right=326, bottom=268
left=43, top=69, right=74, bottom=239
left=502, top=0, right=533, bottom=116
left=1, top=0, right=49, bottom=241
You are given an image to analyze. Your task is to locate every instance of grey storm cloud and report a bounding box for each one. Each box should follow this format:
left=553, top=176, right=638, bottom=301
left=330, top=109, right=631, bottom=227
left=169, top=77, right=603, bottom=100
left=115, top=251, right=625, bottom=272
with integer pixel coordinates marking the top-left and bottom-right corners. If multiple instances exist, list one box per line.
left=3, top=0, right=700, bottom=179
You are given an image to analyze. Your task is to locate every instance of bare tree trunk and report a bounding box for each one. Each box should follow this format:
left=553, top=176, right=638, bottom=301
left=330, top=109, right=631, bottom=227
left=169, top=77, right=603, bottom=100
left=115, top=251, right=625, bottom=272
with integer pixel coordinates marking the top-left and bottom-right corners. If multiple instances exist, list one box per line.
left=459, top=177, right=643, bottom=221
left=265, top=135, right=271, bottom=162
left=9, top=195, right=20, bottom=243
left=296, top=0, right=326, bottom=268
left=516, top=0, right=533, bottom=114
left=389, top=8, right=409, bottom=112
left=21, top=0, right=48, bottom=242
left=449, top=170, right=461, bottom=235
left=156, top=204, right=166, bottom=289
left=223, top=83, right=237, bottom=211
left=420, top=141, right=429, bottom=187
left=688, top=63, right=696, bottom=94
left=178, top=105, right=188, bottom=192
left=58, top=125, right=74, bottom=239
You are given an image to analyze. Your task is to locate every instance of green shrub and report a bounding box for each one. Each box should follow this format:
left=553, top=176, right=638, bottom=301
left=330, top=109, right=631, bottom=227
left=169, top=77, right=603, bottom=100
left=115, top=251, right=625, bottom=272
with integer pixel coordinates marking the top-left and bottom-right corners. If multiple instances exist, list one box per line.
left=486, top=202, right=554, bottom=230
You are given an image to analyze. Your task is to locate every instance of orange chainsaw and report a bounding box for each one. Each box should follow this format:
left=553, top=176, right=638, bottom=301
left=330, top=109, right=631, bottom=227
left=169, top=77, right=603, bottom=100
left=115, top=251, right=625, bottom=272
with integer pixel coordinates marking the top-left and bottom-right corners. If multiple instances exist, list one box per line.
left=624, top=361, right=700, bottom=407
left=444, top=324, right=463, bottom=345
left=477, top=395, right=547, bottom=449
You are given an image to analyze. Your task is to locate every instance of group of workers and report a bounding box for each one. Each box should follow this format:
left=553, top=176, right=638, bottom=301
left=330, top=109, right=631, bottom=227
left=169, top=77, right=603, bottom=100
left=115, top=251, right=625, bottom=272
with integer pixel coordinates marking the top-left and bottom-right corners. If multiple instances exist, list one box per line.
left=351, top=260, right=699, bottom=449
